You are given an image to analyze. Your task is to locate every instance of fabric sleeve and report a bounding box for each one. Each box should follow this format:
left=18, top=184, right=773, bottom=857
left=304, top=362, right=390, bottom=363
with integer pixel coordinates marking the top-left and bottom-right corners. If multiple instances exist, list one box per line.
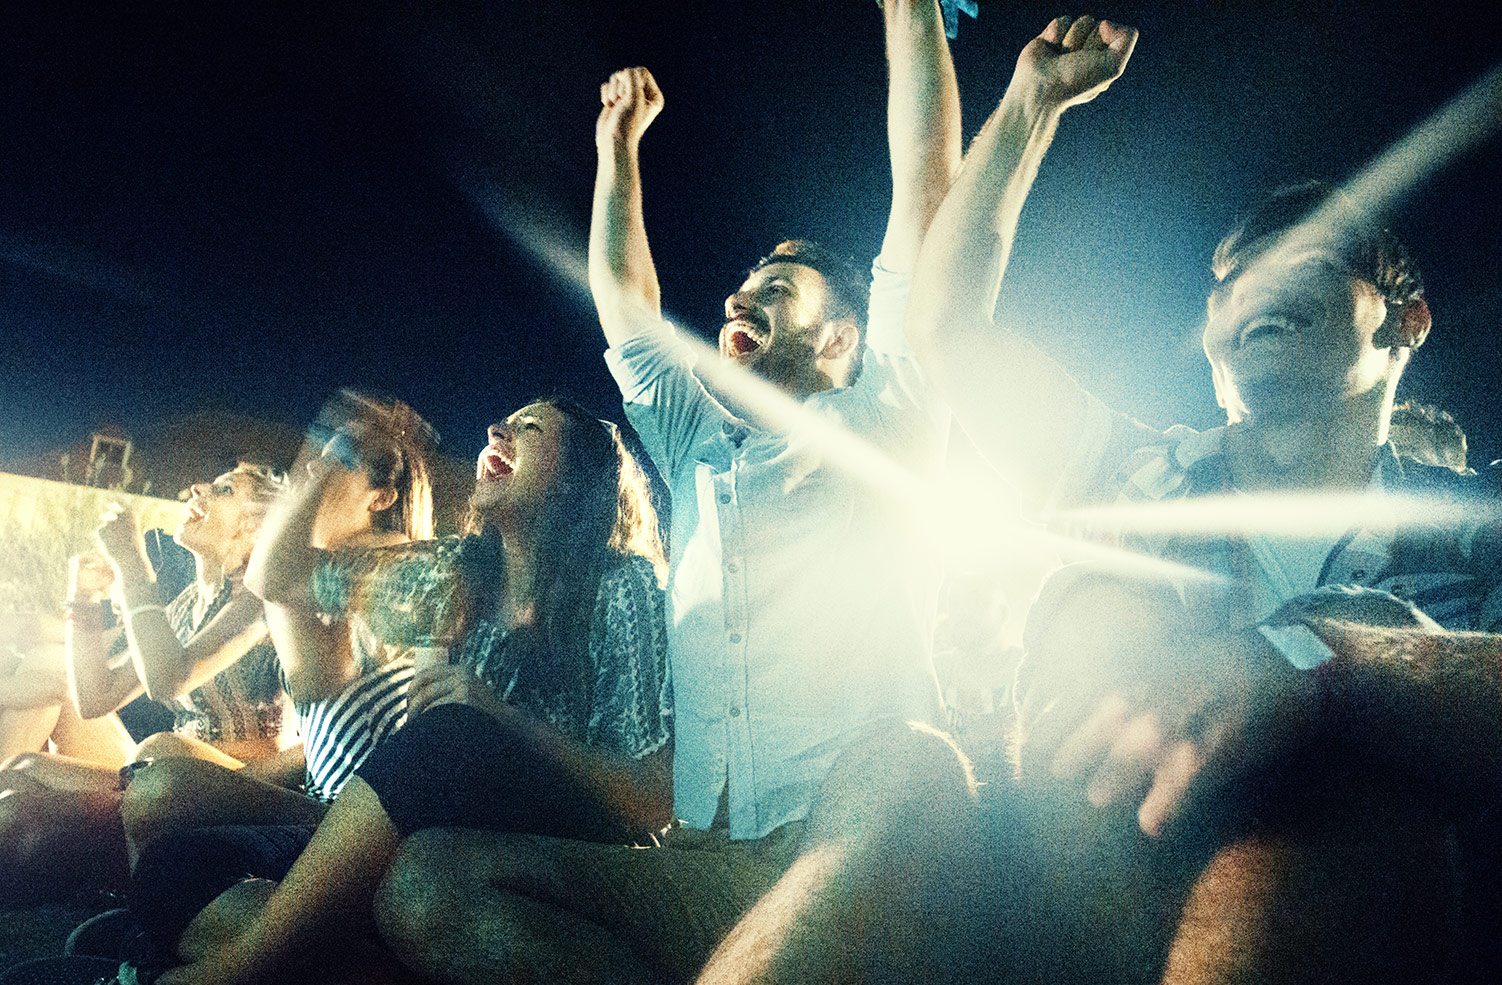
left=1259, top=585, right=1444, bottom=669
left=834, top=261, right=950, bottom=463
left=585, top=556, right=671, bottom=760
left=864, top=259, right=916, bottom=360
left=311, top=540, right=464, bottom=647
left=604, top=321, right=722, bottom=481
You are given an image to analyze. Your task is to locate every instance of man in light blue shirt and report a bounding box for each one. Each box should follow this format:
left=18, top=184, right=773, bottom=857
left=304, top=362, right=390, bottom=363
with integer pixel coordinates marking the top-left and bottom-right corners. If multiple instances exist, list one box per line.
left=603, top=244, right=947, bottom=839
left=374, top=5, right=974, bottom=984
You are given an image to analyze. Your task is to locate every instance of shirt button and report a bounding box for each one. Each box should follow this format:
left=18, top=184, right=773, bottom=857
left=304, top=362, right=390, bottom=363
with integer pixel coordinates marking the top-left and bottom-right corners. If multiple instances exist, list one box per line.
left=727, top=560, right=740, bottom=573
left=718, top=493, right=731, bottom=505
left=729, top=633, right=742, bottom=644
left=729, top=705, right=742, bottom=718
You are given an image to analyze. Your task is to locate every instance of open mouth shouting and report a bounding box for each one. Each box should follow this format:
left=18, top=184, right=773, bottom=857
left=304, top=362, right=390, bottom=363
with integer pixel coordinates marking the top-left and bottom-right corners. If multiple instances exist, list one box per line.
left=182, top=497, right=210, bottom=528
left=477, top=439, right=516, bottom=483
left=722, top=315, right=769, bottom=360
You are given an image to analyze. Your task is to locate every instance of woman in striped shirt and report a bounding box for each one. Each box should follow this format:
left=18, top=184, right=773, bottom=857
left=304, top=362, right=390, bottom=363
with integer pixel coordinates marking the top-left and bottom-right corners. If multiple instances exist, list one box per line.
left=116, top=394, right=437, bottom=856
left=135, top=397, right=671, bottom=985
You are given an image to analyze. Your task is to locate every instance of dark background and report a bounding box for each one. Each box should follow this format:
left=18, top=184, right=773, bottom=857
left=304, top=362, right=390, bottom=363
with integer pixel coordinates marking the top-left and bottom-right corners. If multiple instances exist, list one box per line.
left=2, top=1, right=1498, bottom=479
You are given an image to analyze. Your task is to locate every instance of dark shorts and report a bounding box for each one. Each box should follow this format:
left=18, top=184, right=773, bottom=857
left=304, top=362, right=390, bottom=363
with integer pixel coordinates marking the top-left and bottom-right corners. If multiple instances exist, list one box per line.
left=357, top=702, right=637, bottom=843
left=128, top=822, right=316, bottom=953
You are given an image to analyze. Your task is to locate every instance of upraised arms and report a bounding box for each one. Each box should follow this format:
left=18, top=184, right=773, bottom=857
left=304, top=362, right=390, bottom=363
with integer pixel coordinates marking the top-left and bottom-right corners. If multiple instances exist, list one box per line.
left=879, top=0, right=963, bottom=273
left=74, top=509, right=268, bottom=714
left=905, top=15, right=1137, bottom=506
left=590, top=67, right=666, bottom=350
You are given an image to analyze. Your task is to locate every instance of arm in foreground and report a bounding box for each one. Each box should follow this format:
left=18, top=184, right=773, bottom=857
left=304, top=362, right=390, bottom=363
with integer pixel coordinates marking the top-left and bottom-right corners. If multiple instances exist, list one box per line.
left=905, top=15, right=1138, bottom=506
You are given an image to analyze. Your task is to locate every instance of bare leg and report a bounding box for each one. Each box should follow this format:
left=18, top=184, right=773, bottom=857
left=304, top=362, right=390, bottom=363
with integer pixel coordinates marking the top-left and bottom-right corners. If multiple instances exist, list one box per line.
left=696, top=720, right=982, bottom=985
left=0, top=705, right=61, bottom=760
left=156, top=777, right=403, bottom=985
left=377, top=829, right=702, bottom=985
left=1, top=748, right=122, bottom=793
left=179, top=880, right=277, bottom=963
left=121, top=756, right=325, bottom=864
left=133, top=730, right=249, bottom=769
left=48, top=702, right=133, bottom=766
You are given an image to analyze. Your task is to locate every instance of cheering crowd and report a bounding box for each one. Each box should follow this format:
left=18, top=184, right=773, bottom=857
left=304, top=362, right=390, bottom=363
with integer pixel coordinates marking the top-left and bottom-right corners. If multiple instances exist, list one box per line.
left=3, top=4, right=1500, bottom=983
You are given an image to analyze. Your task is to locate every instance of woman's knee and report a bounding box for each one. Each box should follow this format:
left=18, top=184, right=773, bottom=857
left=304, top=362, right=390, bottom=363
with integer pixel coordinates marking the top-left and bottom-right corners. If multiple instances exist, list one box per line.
left=376, top=829, right=466, bottom=954
left=134, top=731, right=196, bottom=761
left=121, top=757, right=226, bottom=847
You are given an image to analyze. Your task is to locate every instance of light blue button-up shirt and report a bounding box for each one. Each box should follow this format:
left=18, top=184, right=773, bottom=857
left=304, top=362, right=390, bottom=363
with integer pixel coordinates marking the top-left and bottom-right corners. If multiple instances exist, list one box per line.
left=605, top=263, right=948, bottom=839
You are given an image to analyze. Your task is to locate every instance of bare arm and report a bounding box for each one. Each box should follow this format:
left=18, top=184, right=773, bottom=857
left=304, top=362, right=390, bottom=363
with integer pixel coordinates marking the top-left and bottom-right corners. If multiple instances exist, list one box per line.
left=59, top=554, right=143, bottom=718
left=245, top=461, right=366, bottom=703
left=879, top=0, right=962, bottom=271
left=1306, top=620, right=1502, bottom=793
left=590, top=67, right=666, bottom=349
left=1023, top=570, right=1502, bottom=836
left=95, top=506, right=271, bottom=704
left=906, top=15, right=1137, bottom=506
left=244, top=463, right=336, bottom=608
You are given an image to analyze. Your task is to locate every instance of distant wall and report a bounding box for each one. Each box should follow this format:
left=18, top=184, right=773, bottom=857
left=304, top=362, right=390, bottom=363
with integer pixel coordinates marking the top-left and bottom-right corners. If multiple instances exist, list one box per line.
left=0, top=472, right=184, bottom=615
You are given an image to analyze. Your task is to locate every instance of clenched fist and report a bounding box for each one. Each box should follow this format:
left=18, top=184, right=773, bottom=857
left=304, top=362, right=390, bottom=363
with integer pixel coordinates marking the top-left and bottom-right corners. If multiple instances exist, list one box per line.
left=94, top=502, right=150, bottom=581
left=1013, top=15, right=1138, bottom=114
left=596, top=66, right=664, bottom=154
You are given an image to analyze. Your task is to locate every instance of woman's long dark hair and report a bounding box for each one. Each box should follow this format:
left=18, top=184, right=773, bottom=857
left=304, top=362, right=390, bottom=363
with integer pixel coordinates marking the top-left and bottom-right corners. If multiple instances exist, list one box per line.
left=457, top=398, right=665, bottom=679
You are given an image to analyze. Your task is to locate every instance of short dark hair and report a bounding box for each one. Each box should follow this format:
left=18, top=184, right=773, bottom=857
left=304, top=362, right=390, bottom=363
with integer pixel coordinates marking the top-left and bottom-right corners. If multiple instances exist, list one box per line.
left=751, top=239, right=869, bottom=336
left=1212, top=181, right=1424, bottom=307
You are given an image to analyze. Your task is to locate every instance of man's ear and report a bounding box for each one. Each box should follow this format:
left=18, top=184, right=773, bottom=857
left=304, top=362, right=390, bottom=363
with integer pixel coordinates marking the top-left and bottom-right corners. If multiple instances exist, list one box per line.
left=818, top=318, right=859, bottom=363
left=1374, top=295, right=1432, bottom=350
left=369, top=485, right=399, bottom=517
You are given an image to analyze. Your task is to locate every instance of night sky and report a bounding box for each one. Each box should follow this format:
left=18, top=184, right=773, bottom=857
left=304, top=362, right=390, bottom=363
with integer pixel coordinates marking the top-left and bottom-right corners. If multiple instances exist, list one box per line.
left=3, top=1, right=1499, bottom=476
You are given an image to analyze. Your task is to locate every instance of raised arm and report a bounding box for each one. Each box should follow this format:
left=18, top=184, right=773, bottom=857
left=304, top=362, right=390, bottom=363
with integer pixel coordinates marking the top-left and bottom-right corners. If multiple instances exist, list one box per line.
left=244, top=461, right=336, bottom=607
left=879, top=0, right=962, bottom=271
left=242, top=460, right=363, bottom=702
left=96, top=506, right=270, bottom=705
left=906, top=15, right=1137, bottom=506
left=63, top=553, right=144, bottom=718
left=590, top=67, right=666, bottom=349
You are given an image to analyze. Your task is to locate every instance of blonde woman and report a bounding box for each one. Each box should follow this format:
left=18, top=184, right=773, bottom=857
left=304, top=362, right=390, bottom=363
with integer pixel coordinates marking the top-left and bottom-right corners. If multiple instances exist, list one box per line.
left=0, top=463, right=288, bottom=901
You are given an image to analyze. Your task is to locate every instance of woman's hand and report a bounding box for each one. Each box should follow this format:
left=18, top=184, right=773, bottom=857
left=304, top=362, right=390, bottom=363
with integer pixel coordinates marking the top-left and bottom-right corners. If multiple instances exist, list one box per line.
left=94, top=503, right=151, bottom=583
left=406, top=663, right=512, bottom=722
left=67, top=552, right=117, bottom=603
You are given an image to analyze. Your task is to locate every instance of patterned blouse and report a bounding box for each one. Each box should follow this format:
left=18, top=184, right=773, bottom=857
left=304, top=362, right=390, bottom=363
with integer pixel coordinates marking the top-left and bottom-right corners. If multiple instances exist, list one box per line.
left=312, top=536, right=672, bottom=763
left=165, top=581, right=284, bottom=745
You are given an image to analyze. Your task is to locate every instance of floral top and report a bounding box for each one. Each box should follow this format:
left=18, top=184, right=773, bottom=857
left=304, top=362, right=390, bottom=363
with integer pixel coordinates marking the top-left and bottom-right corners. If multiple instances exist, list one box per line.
left=312, top=536, right=671, bottom=762
left=165, top=580, right=284, bottom=745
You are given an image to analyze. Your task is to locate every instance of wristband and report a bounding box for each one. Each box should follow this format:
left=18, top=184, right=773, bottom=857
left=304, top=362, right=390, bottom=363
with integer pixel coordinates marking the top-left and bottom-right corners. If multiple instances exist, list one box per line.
left=64, top=598, right=114, bottom=629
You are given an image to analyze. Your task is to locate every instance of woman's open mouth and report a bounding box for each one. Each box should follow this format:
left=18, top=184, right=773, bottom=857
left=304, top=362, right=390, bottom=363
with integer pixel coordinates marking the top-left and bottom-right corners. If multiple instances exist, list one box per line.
left=478, top=445, right=515, bottom=482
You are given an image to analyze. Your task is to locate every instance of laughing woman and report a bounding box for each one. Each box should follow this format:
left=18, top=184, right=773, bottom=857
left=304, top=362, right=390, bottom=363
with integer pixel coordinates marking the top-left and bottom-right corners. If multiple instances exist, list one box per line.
left=116, top=396, right=437, bottom=859
left=140, top=399, right=671, bottom=985
left=0, top=464, right=288, bottom=902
